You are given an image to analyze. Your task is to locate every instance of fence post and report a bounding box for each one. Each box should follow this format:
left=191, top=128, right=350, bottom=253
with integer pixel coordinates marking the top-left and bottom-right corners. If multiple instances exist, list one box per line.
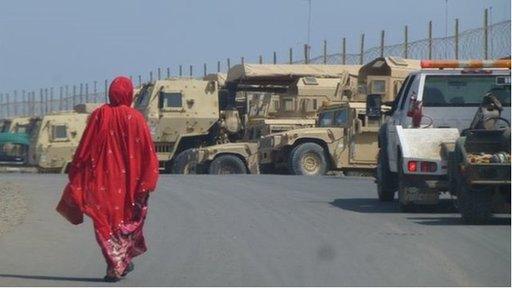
left=138, top=75, right=142, bottom=86
left=273, top=52, right=277, bottom=64
left=166, top=67, right=170, bottom=79
left=404, top=25, right=408, bottom=58
left=93, top=81, right=97, bottom=102
left=241, top=56, right=245, bottom=65
left=59, top=87, right=63, bottom=111
left=259, top=55, right=263, bottom=64
left=0, top=93, right=3, bottom=119
left=359, top=34, right=365, bottom=65
left=149, top=71, right=153, bottom=82
left=104, top=80, right=108, bottom=103
left=13, top=90, right=18, bottom=116
left=227, top=58, right=231, bottom=70
left=483, top=8, right=488, bottom=59
left=65, top=85, right=69, bottom=110
left=22, top=90, right=26, bottom=116
left=217, top=61, right=221, bottom=73
left=323, top=40, right=327, bottom=64
left=189, top=65, right=193, bottom=77
left=380, top=30, right=385, bottom=58
left=158, top=68, right=161, bottom=80
left=455, top=18, right=459, bottom=59
left=6, top=93, right=10, bottom=118
left=304, top=44, right=309, bottom=64
left=203, top=63, right=207, bottom=77
left=72, top=85, right=76, bottom=108
left=85, top=83, right=89, bottom=103
left=79, top=84, right=84, bottom=105
left=428, top=21, right=433, bottom=60
left=45, top=88, right=49, bottom=114
left=289, top=48, right=293, bottom=64
left=342, top=38, right=346, bottom=64
left=179, top=65, right=183, bottom=76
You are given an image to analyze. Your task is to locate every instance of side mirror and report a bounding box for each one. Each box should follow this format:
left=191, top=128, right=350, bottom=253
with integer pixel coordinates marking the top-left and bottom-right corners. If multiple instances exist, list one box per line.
left=366, top=94, right=382, bottom=119
left=354, top=118, right=363, bottom=134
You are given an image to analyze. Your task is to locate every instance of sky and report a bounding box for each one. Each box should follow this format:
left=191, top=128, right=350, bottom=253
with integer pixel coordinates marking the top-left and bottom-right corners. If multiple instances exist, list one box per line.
left=0, top=0, right=510, bottom=94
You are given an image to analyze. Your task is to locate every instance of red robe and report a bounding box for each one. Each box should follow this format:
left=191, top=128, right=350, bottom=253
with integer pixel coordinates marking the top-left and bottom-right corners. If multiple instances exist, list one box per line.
left=57, top=76, right=159, bottom=277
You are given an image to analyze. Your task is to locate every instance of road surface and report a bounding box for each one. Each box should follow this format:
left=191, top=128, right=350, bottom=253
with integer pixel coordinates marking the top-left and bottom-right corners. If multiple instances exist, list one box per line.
left=0, top=174, right=509, bottom=286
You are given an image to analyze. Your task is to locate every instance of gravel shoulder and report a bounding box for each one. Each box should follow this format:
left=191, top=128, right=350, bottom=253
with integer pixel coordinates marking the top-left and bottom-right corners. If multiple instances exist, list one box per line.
left=0, top=178, right=28, bottom=237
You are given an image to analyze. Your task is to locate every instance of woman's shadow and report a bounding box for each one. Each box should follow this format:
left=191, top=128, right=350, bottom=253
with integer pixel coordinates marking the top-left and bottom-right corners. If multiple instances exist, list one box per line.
left=0, top=274, right=104, bottom=283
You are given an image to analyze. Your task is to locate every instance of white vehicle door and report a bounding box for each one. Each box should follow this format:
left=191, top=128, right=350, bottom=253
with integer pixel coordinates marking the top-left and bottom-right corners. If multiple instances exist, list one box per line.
left=386, top=75, right=416, bottom=172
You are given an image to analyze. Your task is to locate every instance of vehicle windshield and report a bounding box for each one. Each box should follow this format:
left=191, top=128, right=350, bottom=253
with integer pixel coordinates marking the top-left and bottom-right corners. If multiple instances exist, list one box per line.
left=248, top=93, right=271, bottom=118
left=422, top=75, right=511, bottom=107
left=134, top=84, right=154, bottom=112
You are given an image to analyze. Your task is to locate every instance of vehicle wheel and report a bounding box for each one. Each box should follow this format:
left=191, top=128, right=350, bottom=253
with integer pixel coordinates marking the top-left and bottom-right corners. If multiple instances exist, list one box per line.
left=288, top=142, right=328, bottom=176
left=376, top=149, right=396, bottom=201
left=172, top=149, right=202, bottom=174
left=208, top=155, right=247, bottom=174
left=456, top=178, right=492, bottom=224
left=398, top=160, right=416, bottom=212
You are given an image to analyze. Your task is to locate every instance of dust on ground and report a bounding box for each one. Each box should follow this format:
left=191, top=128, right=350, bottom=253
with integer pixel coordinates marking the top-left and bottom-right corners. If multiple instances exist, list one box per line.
left=0, top=179, right=28, bottom=237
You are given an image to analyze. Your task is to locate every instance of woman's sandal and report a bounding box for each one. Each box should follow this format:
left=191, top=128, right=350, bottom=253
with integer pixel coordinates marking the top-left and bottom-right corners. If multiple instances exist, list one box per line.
left=103, top=275, right=122, bottom=282
left=122, top=262, right=134, bottom=277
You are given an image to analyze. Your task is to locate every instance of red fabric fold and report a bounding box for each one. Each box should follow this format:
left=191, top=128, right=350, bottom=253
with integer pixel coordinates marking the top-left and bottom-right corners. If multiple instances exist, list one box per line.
left=56, top=76, right=159, bottom=240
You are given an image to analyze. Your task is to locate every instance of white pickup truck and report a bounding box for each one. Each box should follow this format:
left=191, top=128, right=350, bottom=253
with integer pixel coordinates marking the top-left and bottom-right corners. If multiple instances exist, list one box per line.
left=376, top=60, right=511, bottom=211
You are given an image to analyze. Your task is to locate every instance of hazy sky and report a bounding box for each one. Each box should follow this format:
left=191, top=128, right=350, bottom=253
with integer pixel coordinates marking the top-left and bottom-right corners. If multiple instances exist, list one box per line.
left=0, top=0, right=510, bottom=93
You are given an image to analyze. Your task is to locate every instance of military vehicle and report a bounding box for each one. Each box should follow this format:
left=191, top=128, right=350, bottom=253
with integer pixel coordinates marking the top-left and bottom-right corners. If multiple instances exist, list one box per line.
left=170, top=64, right=362, bottom=174
left=446, top=91, right=510, bottom=223
left=253, top=58, right=421, bottom=176
left=30, top=103, right=101, bottom=173
left=357, top=57, right=421, bottom=103
left=258, top=96, right=388, bottom=176
left=0, top=119, right=10, bottom=132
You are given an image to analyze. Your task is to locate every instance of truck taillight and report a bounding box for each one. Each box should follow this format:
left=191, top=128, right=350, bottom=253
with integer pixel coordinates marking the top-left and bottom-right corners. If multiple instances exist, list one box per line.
left=420, top=161, right=437, bottom=172
left=408, top=161, right=417, bottom=172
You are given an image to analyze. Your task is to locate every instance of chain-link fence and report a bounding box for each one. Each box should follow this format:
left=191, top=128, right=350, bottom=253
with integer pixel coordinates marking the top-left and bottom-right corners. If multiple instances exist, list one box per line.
left=0, top=17, right=510, bottom=120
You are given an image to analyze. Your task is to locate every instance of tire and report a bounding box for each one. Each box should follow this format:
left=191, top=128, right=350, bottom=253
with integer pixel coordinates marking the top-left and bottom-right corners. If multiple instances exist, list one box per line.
left=376, top=148, right=396, bottom=201
left=172, top=149, right=202, bottom=174
left=397, top=159, right=416, bottom=212
left=288, top=142, right=328, bottom=176
left=456, top=177, right=493, bottom=224
left=208, top=155, right=247, bottom=174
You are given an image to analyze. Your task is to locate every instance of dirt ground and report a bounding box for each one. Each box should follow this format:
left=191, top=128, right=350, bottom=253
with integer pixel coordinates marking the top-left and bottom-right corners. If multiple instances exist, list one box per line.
left=0, top=179, right=28, bottom=237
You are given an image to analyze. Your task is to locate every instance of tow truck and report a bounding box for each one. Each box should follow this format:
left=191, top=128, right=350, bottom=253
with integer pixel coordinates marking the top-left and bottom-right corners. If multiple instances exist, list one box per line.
left=376, top=59, right=511, bottom=213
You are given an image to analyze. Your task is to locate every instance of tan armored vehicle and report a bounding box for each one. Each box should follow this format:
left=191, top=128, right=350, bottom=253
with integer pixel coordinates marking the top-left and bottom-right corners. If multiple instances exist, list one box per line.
left=171, top=64, right=362, bottom=174
left=0, top=119, right=9, bottom=132
left=357, top=57, right=421, bottom=103
left=30, top=103, right=101, bottom=172
left=259, top=96, right=389, bottom=176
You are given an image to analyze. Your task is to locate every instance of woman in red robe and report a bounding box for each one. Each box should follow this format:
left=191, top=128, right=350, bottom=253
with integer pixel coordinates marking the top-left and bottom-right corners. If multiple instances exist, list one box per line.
left=56, top=76, right=159, bottom=282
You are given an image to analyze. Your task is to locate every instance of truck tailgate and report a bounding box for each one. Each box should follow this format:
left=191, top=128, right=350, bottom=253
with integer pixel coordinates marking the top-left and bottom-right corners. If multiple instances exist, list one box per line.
left=397, top=126, right=460, bottom=161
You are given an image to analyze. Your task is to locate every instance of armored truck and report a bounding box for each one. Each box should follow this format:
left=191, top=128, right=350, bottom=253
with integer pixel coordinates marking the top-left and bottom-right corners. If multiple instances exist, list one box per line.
left=169, top=64, right=362, bottom=174
left=258, top=96, right=389, bottom=176
left=30, top=103, right=101, bottom=172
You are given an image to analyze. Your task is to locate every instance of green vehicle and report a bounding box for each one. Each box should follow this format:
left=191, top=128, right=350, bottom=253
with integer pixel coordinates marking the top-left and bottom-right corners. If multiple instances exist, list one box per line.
left=446, top=92, right=511, bottom=224
left=0, top=132, right=31, bottom=165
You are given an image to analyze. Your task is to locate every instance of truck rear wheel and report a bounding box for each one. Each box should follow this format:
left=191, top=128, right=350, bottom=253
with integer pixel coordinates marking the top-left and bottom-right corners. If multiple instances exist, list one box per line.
left=457, top=180, right=492, bottom=224
left=208, top=155, right=247, bottom=174
left=398, top=161, right=416, bottom=212
left=376, top=149, right=396, bottom=201
left=288, top=142, right=328, bottom=176
left=172, top=149, right=202, bottom=174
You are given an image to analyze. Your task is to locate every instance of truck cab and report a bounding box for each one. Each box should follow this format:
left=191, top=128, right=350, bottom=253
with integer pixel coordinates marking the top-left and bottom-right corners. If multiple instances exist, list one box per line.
left=376, top=59, right=511, bottom=210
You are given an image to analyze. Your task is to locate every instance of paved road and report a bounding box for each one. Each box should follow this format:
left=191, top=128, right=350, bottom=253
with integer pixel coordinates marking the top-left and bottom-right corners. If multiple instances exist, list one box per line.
left=0, top=174, right=509, bottom=286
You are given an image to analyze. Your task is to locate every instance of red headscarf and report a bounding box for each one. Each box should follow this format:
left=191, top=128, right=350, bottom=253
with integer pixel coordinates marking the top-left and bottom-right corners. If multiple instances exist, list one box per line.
left=57, top=76, right=159, bottom=238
